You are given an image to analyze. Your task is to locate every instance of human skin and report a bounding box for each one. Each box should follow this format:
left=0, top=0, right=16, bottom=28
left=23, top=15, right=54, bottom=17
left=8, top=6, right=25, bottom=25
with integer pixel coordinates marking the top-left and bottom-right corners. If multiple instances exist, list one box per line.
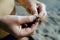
left=17, top=0, right=47, bottom=21
left=0, top=0, right=47, bottom=40
left=0, top=15, right=38, bottom=37
left=17, top=1, right=47, bottom=40
left=17, top=0, right=38, bottom=15
left=0, top=0, right=37, bottom=38
left=0, top=0, right=38, bottom=39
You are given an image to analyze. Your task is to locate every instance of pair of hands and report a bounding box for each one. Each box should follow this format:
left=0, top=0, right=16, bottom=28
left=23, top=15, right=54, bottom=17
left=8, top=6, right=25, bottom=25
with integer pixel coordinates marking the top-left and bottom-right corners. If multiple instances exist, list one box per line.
left=0, top=0, right=47, bottom=38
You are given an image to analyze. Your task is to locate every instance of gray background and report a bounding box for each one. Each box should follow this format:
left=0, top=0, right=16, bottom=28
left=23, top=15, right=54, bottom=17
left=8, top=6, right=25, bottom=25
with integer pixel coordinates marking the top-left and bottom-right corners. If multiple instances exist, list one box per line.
left=15, top=0, right=60, bottom=40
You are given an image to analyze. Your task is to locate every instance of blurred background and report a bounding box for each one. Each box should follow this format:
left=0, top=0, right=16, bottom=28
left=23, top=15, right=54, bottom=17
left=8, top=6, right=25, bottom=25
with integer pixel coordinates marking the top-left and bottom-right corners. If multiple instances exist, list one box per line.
left=15, top=0, right=60, bottom=40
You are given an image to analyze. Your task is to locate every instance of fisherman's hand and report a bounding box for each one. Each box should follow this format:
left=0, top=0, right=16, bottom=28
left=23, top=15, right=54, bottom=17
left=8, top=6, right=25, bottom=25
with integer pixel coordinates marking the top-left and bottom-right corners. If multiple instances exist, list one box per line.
left=0, top=15, right=38, bottom=38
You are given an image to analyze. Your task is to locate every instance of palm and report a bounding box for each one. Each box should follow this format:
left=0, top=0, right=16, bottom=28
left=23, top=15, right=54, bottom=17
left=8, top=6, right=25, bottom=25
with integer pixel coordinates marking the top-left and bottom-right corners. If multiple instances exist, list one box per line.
left=0, top=15, right=38, bottom=37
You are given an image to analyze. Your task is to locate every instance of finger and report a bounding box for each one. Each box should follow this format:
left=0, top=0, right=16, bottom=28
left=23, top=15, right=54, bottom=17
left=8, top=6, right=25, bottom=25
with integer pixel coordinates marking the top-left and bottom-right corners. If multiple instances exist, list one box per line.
left=41, top=11, right=47, bottom=21
left=37, top=2, right=47, bottom=21
left=11, top=22, right=38, bottom=37
left=30, top=30, right=36, bottom=35
left=19, top=22, right=39, bottom=37
left=38, top=11, right=47, bottom=21
left=16, top=15, right=37, bottom=24
left=37, top=2, right=42, bottom=13
left=38, top=8, right=47, bottom=21
left=36, top=1, right=46, bottom=14
left=26, top=3, right=39, bottom=17
left=19, top=28, right=33, bottom=37
left=3, top=15, right=37, bottom=24
left=30, top=8, right=38, bottom=16
left=26, top=8, right=38, bottom=17
left=6, top=24, right=31, bottom=37
left=31, top=22, right=39, bottom=30
left=10, top=25, right=30, bottom=37
left=29, top=1, right=38, bottom=15
left=26, top=9, right=37, bottom=16
left=6, top=24, right=21, bottom=38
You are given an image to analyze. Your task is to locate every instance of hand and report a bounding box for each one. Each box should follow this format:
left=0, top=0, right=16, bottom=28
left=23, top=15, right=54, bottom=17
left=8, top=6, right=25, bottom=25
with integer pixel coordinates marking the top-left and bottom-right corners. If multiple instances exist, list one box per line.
left=36, top=1, right=47, bottom=21
left=0, top=15, right=38, bottom=38
left=17, top=0, right=47, bottom=21
left=17, top=0, right=38, bottom=15
left=25, top=1, right=47, bottom=21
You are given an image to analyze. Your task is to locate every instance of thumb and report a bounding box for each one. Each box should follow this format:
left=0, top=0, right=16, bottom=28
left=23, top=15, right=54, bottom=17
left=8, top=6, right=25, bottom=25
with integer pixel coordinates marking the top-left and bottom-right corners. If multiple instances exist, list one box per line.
left=26, top=4, right=38, bottom=16
left=16, top=15, right=37, bottom=24
left=30, top=4, right=38, bottom=17
left=31, top=8, right=38, bottom=17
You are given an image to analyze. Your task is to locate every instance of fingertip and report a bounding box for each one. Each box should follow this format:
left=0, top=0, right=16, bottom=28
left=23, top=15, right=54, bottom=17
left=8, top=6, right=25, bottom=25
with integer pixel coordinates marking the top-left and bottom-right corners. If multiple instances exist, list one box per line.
left=35, top=22, right=39, bottom=26
left=31, top=22, right=39, bottom=30
left=29, top=15, right=36, bottom=22
left=33, top=13, right=38, bottom=17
